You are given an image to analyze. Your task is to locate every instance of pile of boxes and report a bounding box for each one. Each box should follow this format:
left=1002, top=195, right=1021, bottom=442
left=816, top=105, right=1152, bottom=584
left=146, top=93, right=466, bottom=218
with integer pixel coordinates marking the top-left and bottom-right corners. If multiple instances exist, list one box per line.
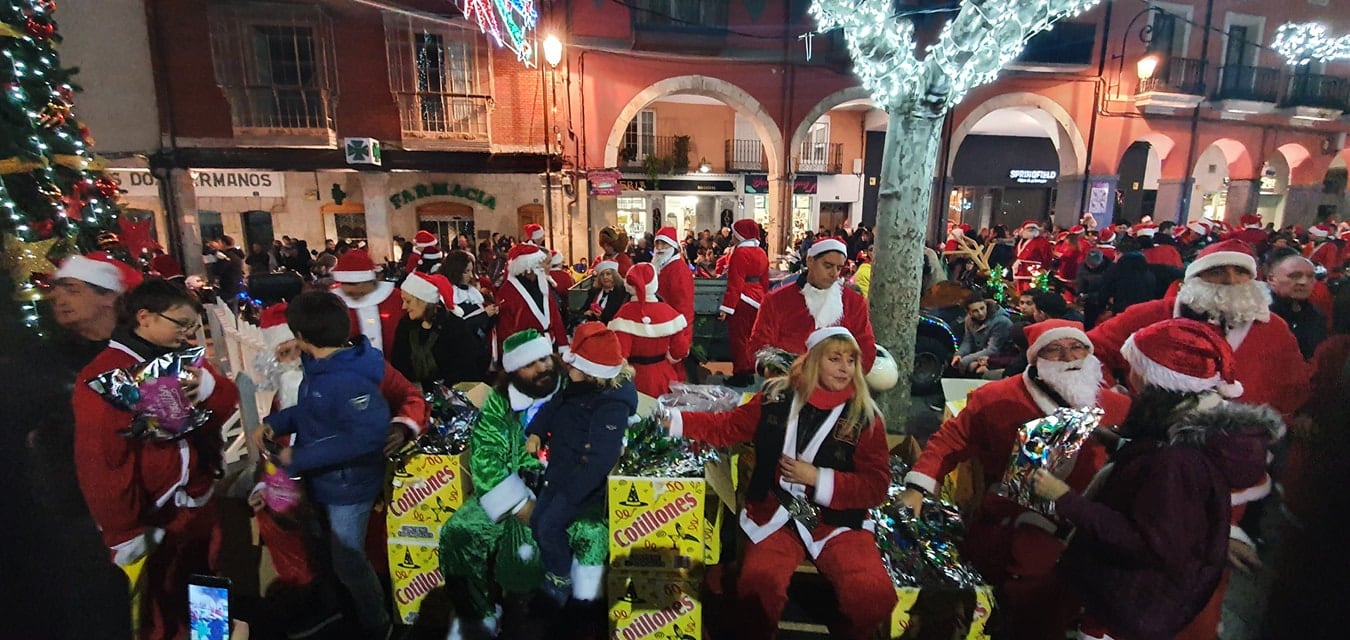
left=385, top=452, right=467, bottom=625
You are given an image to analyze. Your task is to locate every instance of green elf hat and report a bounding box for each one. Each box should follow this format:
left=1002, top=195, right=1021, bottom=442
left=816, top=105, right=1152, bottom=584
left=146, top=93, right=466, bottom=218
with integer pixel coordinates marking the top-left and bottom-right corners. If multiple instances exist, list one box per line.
left=502, top=329, right=554, bottom=372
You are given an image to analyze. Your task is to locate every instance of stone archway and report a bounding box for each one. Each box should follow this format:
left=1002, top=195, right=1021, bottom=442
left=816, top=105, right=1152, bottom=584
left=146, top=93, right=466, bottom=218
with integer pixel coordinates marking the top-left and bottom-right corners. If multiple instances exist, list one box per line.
left=788, top=86, right=873, bottom=159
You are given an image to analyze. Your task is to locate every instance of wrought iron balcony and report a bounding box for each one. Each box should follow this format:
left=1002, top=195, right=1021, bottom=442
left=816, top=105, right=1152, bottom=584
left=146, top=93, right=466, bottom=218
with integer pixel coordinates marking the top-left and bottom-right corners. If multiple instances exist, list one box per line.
left=725, top=139, right=766, bottom=172
left=797, top=141, right=843, bottom=174
left=394, top=91, right=491, bottom=143
left=1281, top=72, right=1350, bottom=112
left=1213, top=65, right=1280, bottom=104
left=1137, top=56, right=1206, bottom=96
left=619, top=135, right=677, bottom=169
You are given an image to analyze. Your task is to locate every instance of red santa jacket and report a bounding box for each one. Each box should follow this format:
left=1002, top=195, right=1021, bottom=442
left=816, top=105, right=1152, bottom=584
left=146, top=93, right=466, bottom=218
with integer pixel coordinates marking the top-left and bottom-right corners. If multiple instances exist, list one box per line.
left=656, top=257, right=696, bottom=338
left=333, top=282, right=405, bottom=356
left=1225, top=227, right=1269, bottom=253
left=673, top=387, right=889, bottom=557
left=1096, top=242, right=1118, bottom=262
left=1088, top=297, right=1310, bottom=416
left=548, top=268, right=574, bottom=305
left=1309, top=241, right=1344, bottom=271
left=748, top=277, right=877, bottom=372
left=906, top=374, right=1129, bottom=496
left=1142, top=244, right=1184, bottom=269
left=495, top=273, right=566, bottom=350
left=1014, top=237, right=1054, bottom=277
left=1054, top=238, right=1089, bottom=283
left=719, top=240, right=769, bottom=315
left=73, top=340, right=240, bottom=557
left=590, top=252, right=634, bottom=277
left=608, top=300, right=691, bottom=397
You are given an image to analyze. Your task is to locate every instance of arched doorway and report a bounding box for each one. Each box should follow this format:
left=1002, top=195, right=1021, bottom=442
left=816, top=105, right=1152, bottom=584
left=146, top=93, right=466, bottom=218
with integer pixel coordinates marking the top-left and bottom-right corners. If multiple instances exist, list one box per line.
left=1321, top=155, right=1348, bottom=222
left=787, top=87, right=880, bottom=240
left=418, top=201, right=475, bottom=253
left=1117, top=141, right=1164, bottom=223
left=321, top=202, right=367, bottom=246
left=1189, top=138, right=1254, bottom=224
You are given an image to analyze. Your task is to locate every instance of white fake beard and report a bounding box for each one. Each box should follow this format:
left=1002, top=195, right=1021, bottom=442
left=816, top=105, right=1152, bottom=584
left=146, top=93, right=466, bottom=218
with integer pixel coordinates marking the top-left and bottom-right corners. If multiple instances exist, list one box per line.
left=653, top=248, right=677, bottom=268
left=1176, top=279, right=1271, bottom=327
left=1035, top=356, right=1103, bottom=408
left=276, top=362, right=304, bottom=410
left=801, top=281, right=844, bottom=329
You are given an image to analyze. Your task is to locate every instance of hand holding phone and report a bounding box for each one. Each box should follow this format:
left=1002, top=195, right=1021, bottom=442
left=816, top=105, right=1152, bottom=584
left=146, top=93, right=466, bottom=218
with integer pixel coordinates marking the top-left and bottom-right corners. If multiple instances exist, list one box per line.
left=188, top=575, right=231, bottom=640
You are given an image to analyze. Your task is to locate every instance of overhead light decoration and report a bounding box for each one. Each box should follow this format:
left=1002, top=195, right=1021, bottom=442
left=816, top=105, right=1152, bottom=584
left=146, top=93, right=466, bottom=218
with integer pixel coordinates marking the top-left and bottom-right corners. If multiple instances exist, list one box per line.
left=458, top=0, right=539, bottom=65
left=808, top=0, right=1101, bottom=110
left=1272, top=22, right=1350, bottom=65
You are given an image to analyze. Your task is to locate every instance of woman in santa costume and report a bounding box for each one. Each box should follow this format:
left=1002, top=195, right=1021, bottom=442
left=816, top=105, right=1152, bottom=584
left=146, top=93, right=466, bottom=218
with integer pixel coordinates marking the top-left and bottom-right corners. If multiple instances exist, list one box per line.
left=331, top=249, right=405, bottom=355
left=720, top=218, right=770, bottom=386
left=73, top=279, right=240, bottom=640
left=608, top=262, right=690, bottom=396
left=590, top=225, right=633, bottom=277
left=391, top=270, right=492, bottom=386
left=661, top=327, right=896, bottom=639
left=496, top=243, right=566, bottom=351
left=652, top=226, right=695, bottom=345
left=1013, top=221, right=1054, bottom=292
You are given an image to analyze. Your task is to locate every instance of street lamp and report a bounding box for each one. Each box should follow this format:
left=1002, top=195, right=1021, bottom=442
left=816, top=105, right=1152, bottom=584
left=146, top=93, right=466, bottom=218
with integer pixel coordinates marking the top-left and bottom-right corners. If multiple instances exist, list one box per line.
left=1136, top=52, right=1161, bottom=80
left=1111, top=6, right=1168, bottom=97
left=542, top=33, right=564, bottom=254
left=543, top=34, right=563, bottom=68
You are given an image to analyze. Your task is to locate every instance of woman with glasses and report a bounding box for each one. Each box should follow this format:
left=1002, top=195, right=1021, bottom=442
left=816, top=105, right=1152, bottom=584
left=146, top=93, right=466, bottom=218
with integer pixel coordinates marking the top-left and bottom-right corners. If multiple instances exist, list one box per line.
left=71, top=278, right=239, bottom=640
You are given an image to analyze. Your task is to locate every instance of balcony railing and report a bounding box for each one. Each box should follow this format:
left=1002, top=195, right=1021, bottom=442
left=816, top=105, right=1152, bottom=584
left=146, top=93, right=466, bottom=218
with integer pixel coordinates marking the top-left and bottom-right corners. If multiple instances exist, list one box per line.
left=725, top=139, right=766, bottom=172
left=797, top=141, right=843, bottom=174
left=224, top=85, right=333, bottom=131
left=619, top=135, right=677, bottom=169
left=395, top=91, right=491, bottom=141
left=1282, top=72, right=1350, bottom=111
left=1213, top=65, right=1281, bottom=103
left=1138, top=56, right=1206, bottom=96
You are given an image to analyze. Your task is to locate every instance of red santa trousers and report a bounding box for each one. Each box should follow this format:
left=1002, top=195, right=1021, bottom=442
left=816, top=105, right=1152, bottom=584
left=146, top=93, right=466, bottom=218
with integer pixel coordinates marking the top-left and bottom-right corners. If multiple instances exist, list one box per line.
left=256, top=509, right=319, bottom=589
left=727, top=299, right=760, bottom=377
left=960, top=497, right=1074, bottom=639
left=632, top=360, right=684, bottom=398
left=138, top=500, right=221, bottom=640
left=736, top=527, right=896, bottom=639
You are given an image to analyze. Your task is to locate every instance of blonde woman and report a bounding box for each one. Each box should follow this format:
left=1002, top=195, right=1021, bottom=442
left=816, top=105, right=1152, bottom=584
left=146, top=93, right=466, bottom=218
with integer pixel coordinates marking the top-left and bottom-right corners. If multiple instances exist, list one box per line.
left=661, top=326, right=896, bottom=639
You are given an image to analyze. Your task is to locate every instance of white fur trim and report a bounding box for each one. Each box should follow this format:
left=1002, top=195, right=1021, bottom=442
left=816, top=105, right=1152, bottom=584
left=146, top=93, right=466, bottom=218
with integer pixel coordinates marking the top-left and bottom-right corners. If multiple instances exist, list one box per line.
left=667, top=410, right=684, bottom=438
left=506, top=276, right=552, bottom=332
left=902, top=471, right=937, bottom=494
left=608, top=315, right=687, bottom=339
left=813, top=468, right=835, bottom=506
left=502, top=334, right=553, bottom=373
left=1014, top=511, right=1058, bottom=534
left=194, top=367, right=216, bottom=402
left=806, top=326, right=854, bottom=351
left=1185, top=250, right=1257, bottom=280
left=1027, top=327, right=1092, bottom=361
left=530, top=229, right=545, bottom=241
left=402, top=274, right=441, bottom=304
left=802, top=282, right=845, bottom=329
left=509, top=251, right=549, bottom=277
left=563, top=350, right=623, bottom=379
left=517, top=544, right=535, bottom=562
left=54, top=255, right=127, bottom=292
left=719, top=304, right=735, bottom=315
left=739, top=293, right=761, bottom=309
left=570, top=560, right=605, bottom=602
left=262, top=324, right=294, bottom=350
left=1229, top=525, right=1254, bottom=546
left=1231, top=474, right=1271, bottom=506
left=1022, top=371, right=1065, bottom=415
left=654, top=234, right=680, bottom=248
left=111, top=528, right=165, bottom=567
left=331, top=281, right=396, bottom=310
left=807, top=238, right=847, bottom=258
left=594, top=260, right=619, bottom=275
left=332, top=267, right=377, bottom=283
left=479, top=473, right=532, bottom=523
left=391, top=416, right=423, bottom=437
left=1120, top=336, right=1239, bottom=397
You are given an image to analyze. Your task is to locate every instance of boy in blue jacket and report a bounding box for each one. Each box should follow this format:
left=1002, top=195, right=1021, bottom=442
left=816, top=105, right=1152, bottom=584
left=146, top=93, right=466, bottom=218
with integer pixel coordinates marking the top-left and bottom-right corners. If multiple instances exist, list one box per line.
left=252, top=290, right=392, bottom=636
left=525, top=322, right=638, bottom=605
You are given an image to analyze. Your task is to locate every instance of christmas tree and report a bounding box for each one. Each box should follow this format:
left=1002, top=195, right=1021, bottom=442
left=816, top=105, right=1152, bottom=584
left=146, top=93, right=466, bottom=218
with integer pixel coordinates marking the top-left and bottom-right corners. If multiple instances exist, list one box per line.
left=0, top=0, right=122, bottom=326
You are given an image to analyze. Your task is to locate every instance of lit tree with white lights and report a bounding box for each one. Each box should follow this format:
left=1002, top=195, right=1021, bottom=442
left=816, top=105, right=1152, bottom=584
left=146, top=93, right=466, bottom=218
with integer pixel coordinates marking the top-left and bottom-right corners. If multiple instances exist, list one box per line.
left=809, top=0, right=1101, bottom=427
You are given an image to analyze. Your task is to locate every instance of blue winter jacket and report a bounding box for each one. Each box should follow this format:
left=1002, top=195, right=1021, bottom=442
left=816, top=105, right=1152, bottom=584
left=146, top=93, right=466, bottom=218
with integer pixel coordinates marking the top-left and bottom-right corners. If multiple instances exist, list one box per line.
left=527, top=379, right=638, bottom=507
left=266, top=337, right=391, bottom=505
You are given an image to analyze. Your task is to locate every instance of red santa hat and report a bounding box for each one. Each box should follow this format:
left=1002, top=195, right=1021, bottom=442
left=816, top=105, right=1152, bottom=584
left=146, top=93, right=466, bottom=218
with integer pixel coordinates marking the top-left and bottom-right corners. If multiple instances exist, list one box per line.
left=624, top=262, right=659, bottom=303
left=1018, top=221, right=1042, bottom=235
left=54, top=252, right=143, bottom=293
left=654, top=226, right=680, bottom=249
left=594, top=260, right=620, bottom=275
left=523, top=223, right=545, bottom=243
left=402, top=271, right=455, bottom=306
left=332, top=249, right=378, bottom=283
left=259, top=302, right=295, bottom=350
left=1132, top=223, right=1158, bottom=238
left=1186, top=219, right=1209, bottom=235
left=1068, top=225, right=1085, bottom=235
left=732, top=219, right=760, bottom=242
left=805, top=326, right=856, bottom=351
left=1309, top=224, right=1333, bottom=239
left=413, top=230, right=438, bottom=252
left=507, top=243, right=549, bottom=277
left=807, top=237, right=847, bottom=258
left=1025, top=319, right=1092, bottom=362
left=1121, top=318, right=1243, bottom=398
left=550, top=250, right=564, bottom=268
left=1184, top=239, right=1257, bottom=280
left=1097, top=227, right=1116, bottom=243
left=564, top=321, right=625, bottom=379
left=1240, top=214, right=1262, bottom=228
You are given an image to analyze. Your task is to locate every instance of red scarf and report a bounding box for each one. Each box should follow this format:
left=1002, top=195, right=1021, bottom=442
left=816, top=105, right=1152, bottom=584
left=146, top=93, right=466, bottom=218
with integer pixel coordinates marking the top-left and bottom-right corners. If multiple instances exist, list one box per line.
left=806, top=385, right=854, bottom=410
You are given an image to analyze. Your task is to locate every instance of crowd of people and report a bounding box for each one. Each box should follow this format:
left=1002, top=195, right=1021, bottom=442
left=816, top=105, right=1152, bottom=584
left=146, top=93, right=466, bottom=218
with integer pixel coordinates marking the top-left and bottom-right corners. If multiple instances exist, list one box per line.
left=10, top=206, right=1348, bottom=640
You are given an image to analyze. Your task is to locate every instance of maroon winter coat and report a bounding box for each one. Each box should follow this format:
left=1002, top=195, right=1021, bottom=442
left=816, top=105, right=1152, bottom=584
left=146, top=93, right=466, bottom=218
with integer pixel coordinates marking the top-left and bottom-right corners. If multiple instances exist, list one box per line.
left=1054, top=401, right=1282, bottom=640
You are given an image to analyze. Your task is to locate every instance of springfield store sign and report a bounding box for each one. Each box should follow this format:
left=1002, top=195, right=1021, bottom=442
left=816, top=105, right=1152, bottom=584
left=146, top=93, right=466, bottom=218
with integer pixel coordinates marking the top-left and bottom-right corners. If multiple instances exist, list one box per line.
left=105, top=169, right=286, bottom=198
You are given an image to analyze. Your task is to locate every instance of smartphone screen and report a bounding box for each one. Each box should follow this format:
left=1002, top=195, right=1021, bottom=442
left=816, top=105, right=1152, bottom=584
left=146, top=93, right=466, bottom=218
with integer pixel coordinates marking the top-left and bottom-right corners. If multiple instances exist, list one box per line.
left=188, top=576, right=230, bottom=640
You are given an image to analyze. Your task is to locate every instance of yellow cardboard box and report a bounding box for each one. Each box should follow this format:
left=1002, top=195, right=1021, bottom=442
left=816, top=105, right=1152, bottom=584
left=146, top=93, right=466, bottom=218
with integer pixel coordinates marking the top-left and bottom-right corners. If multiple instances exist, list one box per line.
left=889, top=585, right=995, bottom=639
left=608, top=475, right=720, bottom=573
left=608, top=572, right=701, bottom=640
left=387, top=453, right=464, bottom=541
left=387, top=540, right=443, bottom=625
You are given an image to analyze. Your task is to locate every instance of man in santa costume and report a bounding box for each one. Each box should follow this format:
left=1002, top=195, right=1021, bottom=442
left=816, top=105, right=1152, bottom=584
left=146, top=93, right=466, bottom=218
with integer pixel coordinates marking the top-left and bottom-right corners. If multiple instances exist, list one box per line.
left=1053, top=225, right=1090, bottom=289
left=404, top=229, right=443, bottom=275
left=1093, top=226, right=1118, bottom=262
left=720, top=218, right=770, bottom=386
left=748, top=237, right=876, bottom=373
left=900, top=319, right=1131, bottom=638
left=1137, top=224, right=1183, bottom=268
left=1308, top=224, right=1344, bottom=274
left=1012, top=221, right=1053, bottom=292
left=608, top=262, right=690, bottom=396
left=330, top=249, right=404, bottom=356
left=547, top=250, right=574, bottom=304
left=652, top=226, right=695, bottom=349
left=496, top=243, right=566, bottom=353
left=1226, top=213, right=1271, bottom=255
left=523, top=223, right=546, bottom=247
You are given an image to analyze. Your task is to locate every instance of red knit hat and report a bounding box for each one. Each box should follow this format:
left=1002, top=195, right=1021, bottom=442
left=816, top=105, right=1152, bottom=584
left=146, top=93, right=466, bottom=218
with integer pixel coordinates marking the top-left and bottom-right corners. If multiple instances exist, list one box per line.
left=259, top=302, right=295, bottom=350
left=332, top=249, right=378, bottom=283
left=524, top=223, right=544, bottom=243
left=1184, top=239, right=1257, bottom=280
left=654, top=226, right=680, bottom=249
left=507, top=242, right=548, bottom=276
left=732, top=219, right=760, bottom=242
left=1121, top=318, right=1242, bottom=398
left=1025, top=319, right=1092, bottom=361
left=564, top=321, right=625, bottom=379
left=1240, top=213, right=1262, bottom=228
left=402, top=271, right=455, bottom=305
left=54, top=252, right=143, bottom=292
left=624, top=262, right=659, bottom=303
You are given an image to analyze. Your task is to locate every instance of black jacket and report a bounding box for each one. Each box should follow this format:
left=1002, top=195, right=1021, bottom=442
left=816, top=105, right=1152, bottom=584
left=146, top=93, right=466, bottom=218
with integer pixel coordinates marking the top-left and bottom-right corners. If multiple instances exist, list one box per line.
left=1270, top=297, right=1327, bottom=359
left=389, top=313, right=490, bottom=387
left=578, top=286, right=629, bottom=324
left=1100, top=252, right=1158, bottom=313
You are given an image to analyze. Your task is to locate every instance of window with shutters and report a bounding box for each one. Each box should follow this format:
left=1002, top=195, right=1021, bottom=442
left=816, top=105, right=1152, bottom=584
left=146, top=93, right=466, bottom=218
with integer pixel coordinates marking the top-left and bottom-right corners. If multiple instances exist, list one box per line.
left=385, top=14, right=492, bottom=146
left=207, top=3, right=338, bottom=142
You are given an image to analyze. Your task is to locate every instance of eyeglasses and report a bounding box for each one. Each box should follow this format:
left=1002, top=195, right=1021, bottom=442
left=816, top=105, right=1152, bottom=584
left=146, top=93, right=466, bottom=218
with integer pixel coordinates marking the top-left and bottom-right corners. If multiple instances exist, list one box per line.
left=157, top=312, right=201, bottom=333
left=1039, top=343, right=1090, bottom=360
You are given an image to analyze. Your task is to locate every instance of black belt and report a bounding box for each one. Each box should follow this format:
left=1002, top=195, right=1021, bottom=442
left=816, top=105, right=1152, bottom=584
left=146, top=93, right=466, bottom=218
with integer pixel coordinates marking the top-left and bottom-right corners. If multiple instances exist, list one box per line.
left=629, top=353, right=667, bottom=365
left=771, top=484, right=821, bottom=530
left=744, top=277, right=761, bottom=283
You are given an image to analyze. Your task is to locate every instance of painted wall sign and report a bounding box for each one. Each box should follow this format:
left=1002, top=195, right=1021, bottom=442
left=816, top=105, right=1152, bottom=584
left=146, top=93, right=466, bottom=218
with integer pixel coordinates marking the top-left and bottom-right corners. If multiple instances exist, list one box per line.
left=390, top=182, right=498, bottom=210
left=1008, top=169, right=1058, bottom=185
left=588, top=170, right=622, bottom=196
left=192, top=170, right=285, bottom=197
left=619, top=178, right=736, bottom=193
left=106, top=168, right=160, bottom=197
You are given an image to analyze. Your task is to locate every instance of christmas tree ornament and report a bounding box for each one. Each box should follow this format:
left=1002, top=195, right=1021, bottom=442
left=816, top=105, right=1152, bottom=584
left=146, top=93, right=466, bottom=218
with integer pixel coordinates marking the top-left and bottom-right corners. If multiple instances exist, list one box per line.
left=3, top=232, right=57, bottom=282
left=24, top=17, right=54, bottom=40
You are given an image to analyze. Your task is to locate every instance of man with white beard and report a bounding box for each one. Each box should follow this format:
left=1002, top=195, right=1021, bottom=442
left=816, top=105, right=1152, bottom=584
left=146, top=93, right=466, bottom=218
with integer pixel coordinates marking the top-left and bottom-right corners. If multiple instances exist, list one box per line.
left=901, top=319, right=1131, bottom=638
left=747, top=237, right=877, bottom=373
left=652, top=226, right=694, bottom=351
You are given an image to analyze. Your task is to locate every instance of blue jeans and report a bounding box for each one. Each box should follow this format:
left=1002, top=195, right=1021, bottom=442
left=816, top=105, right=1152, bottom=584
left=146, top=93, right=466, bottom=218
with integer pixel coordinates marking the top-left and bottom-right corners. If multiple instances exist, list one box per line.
left=322, top=501, right=388, bottom=630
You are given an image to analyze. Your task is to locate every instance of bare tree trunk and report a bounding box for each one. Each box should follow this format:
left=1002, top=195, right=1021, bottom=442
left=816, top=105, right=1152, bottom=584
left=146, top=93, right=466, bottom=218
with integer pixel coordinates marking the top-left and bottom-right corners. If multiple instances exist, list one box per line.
left=869, top=112, right=944, bottom=433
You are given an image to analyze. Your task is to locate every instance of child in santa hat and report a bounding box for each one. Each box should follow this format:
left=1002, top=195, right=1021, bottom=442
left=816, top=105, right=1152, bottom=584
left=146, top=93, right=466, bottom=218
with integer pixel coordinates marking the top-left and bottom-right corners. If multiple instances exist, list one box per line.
left=609, top=262, right=690, bottom=397
left=524, top=322, right=638, bottom=606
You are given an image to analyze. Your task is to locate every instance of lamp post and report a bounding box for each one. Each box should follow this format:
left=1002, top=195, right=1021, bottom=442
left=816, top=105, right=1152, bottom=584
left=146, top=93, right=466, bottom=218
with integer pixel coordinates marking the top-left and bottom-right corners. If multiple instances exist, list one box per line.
left=1110, top=6, right=1168, bottom=98
left=541, top=34, right=562, bottom=253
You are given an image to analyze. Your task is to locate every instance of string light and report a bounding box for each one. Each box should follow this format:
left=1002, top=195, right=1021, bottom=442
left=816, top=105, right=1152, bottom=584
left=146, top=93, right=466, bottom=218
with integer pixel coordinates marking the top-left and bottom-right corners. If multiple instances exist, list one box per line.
left=457, top=0, right=538, bottom=65
left=1272, top=22, right=1350, bottom=65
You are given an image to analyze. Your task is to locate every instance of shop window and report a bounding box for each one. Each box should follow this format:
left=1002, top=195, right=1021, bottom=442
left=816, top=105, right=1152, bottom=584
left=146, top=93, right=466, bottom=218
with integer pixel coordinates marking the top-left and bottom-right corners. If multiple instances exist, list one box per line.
left=199, top=210, right=224, bottom=246
left=631, top=0, right=728, bottom=29
left=418, top=202, right=475, bottom=251
left=751, top=195, right=769, bottom=227
left=792, top=195, right=812, bottom=238
left=208, top=3, right=337, bottom=133
left=241, top=210, right=274, bottom=249
left=385, top=14, right=491, bottom=142
left=617, top=196, right=648, bottom=238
